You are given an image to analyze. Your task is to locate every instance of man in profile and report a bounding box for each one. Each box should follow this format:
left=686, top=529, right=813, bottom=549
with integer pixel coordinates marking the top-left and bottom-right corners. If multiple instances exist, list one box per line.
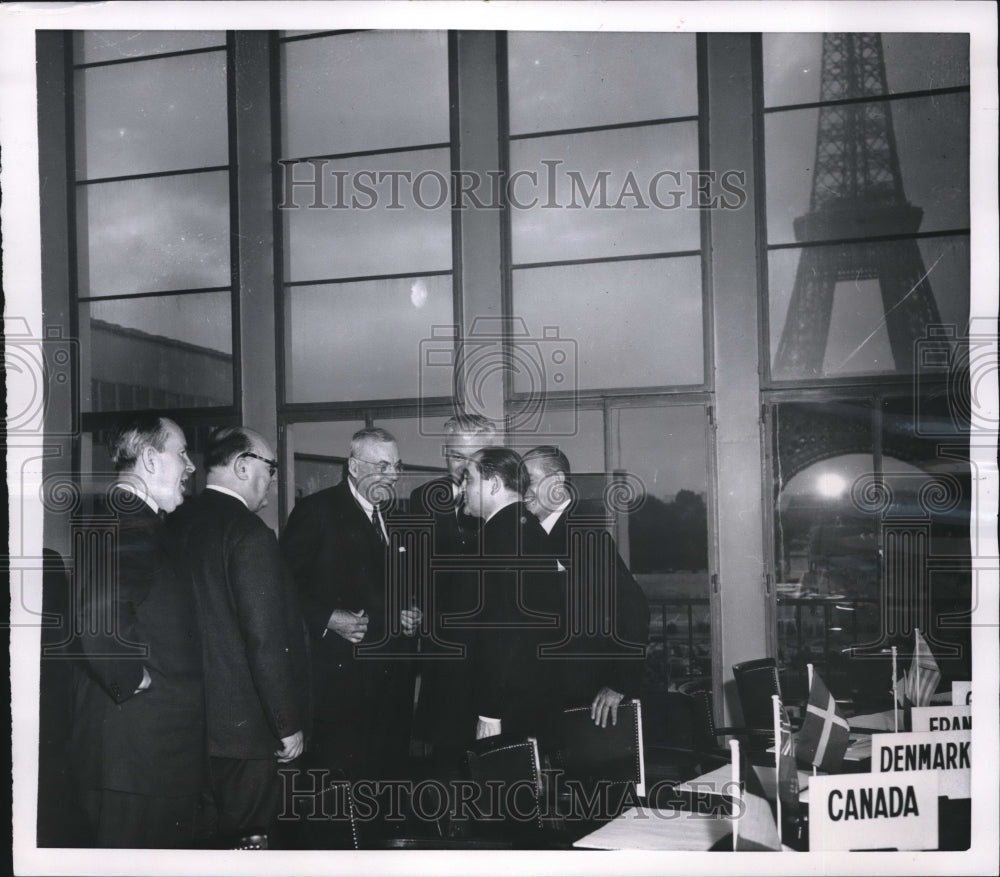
left=171, top=427, right=309, bottom=843
left=463, top=447, right=564, bottom=748
left=280, top=427, right=421, bottom=783
left=72, top=415, right=205, bottom=848
left=521, top=446, right=649, bottom=728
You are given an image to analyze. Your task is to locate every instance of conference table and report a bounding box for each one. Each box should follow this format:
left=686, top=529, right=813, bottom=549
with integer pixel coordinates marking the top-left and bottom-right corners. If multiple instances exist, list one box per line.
left=572, top=700, right=966, bottom=852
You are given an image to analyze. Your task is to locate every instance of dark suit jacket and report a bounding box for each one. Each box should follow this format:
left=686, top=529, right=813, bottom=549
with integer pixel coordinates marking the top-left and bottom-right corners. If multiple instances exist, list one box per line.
left=471, top=501, right=565, bottom=744
left=171, top=489, right=310, bottom=759
left=279, top=480, right=414, bottom=779
left=71, top=499, right=206, bottom=797
left=408, top=477, right=482, bottom=753
left=544, top=503, right=650, bottom=705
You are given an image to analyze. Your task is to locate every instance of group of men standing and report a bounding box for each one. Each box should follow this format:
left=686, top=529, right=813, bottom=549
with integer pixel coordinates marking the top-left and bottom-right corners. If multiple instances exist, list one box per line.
left=67, top=411, right=648, bottom=848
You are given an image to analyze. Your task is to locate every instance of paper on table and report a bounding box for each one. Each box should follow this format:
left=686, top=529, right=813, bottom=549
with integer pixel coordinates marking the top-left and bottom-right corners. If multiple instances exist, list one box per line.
left=572, top=806, right=732, bottom=851
left=848, top=710, right=895, bottom=731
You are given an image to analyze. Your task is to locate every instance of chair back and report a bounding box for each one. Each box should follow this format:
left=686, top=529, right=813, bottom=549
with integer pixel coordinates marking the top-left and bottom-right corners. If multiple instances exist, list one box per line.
left=284, top=774, right=360, bottom=850
left=465, top=736, right=544, bottom=831
left=557, top=699, right=645, bottom=797
left=732, top=657, right=781, bottom=729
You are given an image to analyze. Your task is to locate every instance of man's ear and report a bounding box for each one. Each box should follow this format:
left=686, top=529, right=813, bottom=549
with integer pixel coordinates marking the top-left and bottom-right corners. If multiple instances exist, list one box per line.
left=489, top=475, right=501, bottom=496
left=140, top=444, right=157, bottom=473
left=234, top=455, right=250, bottom=482
left=347, top=456, right=360, bottom=480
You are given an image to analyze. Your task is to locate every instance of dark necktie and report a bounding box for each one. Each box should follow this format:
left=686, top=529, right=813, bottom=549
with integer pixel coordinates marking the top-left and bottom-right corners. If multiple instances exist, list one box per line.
left=157, top=509, right=167, bottom=522
left=371, top=506, right=387, bottom=546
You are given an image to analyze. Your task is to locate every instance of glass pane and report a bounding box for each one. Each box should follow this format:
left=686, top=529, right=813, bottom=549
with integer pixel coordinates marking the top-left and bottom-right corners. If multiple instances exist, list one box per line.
left=76, top=31, right=226, bottom=64
left=765, top=93, right=969, bottom=246
left=287, top=275, right=454, bottom=403
left=508, top=32, right=697, bottom=134
left=81, top=292, right=233, bottom=412
left=511, top=257, right=703, bottom=392
left=768, top=235, right=969, bottom=380
left=617, top=405, right=710, bottom=687
left=76, top=171, right=230, bottom=297
left=75, top=50, right=228, bottom=179
left=508, top=407, right=606, bottom=473
left=281, top=31, right=449, bottom=158
left=763, top=33, right=969, bottom=108
left=282, top=149, right=453, bottom=281
left=288, top=420, right=365, bottom=502
left=772, top=401, right=877, bottom=702
left=509, top=122, right=701, bottom=264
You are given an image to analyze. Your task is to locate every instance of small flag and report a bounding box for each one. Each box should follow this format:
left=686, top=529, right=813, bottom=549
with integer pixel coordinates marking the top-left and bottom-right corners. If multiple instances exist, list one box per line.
left=897, top=629, right=941, bottom=708
left=777, top=705, right=800, bottom=817
left=797, top=669, right=850, bottom=773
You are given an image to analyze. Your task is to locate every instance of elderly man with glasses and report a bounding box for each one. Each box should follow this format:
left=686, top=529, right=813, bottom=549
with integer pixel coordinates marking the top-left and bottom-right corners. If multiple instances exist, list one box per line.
left=280, top=427, right=421, bottom=788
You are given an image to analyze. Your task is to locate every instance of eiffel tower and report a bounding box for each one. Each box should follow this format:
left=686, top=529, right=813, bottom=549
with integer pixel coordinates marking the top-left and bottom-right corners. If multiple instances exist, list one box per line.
left=773, top=33, right=942, bottom=377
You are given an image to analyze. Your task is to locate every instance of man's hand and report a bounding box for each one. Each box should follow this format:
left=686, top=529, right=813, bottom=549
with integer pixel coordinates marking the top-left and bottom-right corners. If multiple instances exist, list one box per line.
left=591, top=687, right=624, bottom=728
left=327, top=609, right=368, bottom=643
left=476, top=717, right=502, bottom=740
left=400, top=606, right=423, bottom=637
left=275, top=730, right=304, bottom=763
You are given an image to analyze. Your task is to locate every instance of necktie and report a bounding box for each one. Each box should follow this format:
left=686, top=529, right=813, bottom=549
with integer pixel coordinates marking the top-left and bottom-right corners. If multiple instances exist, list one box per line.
left=371, top=506, right=387, bottom=546
left=157, top=509, right=167, bottom=522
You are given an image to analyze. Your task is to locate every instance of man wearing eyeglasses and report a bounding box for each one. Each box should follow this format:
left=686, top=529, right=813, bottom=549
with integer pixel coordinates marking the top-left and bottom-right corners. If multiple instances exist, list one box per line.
left=170, top=427, right=310, bottom=844
left=281, top=427, right=421, bottom=786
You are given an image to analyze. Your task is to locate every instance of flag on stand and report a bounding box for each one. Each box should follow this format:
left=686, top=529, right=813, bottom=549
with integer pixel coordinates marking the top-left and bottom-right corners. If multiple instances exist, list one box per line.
left=897, top=629, right=941, bottom=707
left=777, top=705, right=800, bottom=818
left=797, top=669, right=850, bottom=773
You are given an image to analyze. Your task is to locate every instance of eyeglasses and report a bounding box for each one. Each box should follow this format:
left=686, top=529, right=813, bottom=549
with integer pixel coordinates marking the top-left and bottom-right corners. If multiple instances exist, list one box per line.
left=352, top=455, right=404, bottom=474
left=241, top=451, right=278, bottom=477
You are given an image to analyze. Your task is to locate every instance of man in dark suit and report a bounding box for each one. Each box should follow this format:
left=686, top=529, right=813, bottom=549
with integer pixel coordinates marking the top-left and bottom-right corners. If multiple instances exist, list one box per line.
left=71, top=415, right=205, bottom=848
left=463, top=448, right=565, bottom=749
left=171, top=427, right=310, bottom=842
left=280, top=427, right=421, bottom=783
left=521, top=446, right=649, bottom=729
left=409, top=413, right=497, bottom=768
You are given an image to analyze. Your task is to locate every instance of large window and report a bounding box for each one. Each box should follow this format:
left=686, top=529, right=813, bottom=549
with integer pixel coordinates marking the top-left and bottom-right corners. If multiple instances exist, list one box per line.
left=506, top=33, right=705, bottom=395
left=762, top=34, right=971, bottom=699
left=763, top=33, right=970, bottom=382
left=278, top=31, right=454, bottom=405
left=73, top=32, right=235, bottom=415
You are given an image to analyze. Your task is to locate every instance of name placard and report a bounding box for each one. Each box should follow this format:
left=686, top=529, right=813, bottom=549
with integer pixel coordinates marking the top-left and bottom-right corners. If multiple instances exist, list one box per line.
left=809, top=771, right=939, bottom=851
left=952, top=681, right=972, bottom=705
left=911, top=704, right=971, bottom=732
left=872, top=730, right=971, bottom=799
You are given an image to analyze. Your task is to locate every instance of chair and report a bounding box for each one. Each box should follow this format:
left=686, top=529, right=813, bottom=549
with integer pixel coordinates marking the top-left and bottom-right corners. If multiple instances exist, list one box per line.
left=732, top=657, right=782, bottom=730
left=282, top=773, right=360, bottom=850
left=556, top=699, right=645, bottom=796
left=463, top=735, right=546, bottom=840
left=553, top=700, right=645, bottom=827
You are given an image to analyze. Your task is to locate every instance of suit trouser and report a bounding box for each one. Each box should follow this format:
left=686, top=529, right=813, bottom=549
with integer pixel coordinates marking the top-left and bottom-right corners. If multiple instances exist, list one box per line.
left=206, top=756, right=283, bottom=838
left=80, top=788, right=200, bottom=848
